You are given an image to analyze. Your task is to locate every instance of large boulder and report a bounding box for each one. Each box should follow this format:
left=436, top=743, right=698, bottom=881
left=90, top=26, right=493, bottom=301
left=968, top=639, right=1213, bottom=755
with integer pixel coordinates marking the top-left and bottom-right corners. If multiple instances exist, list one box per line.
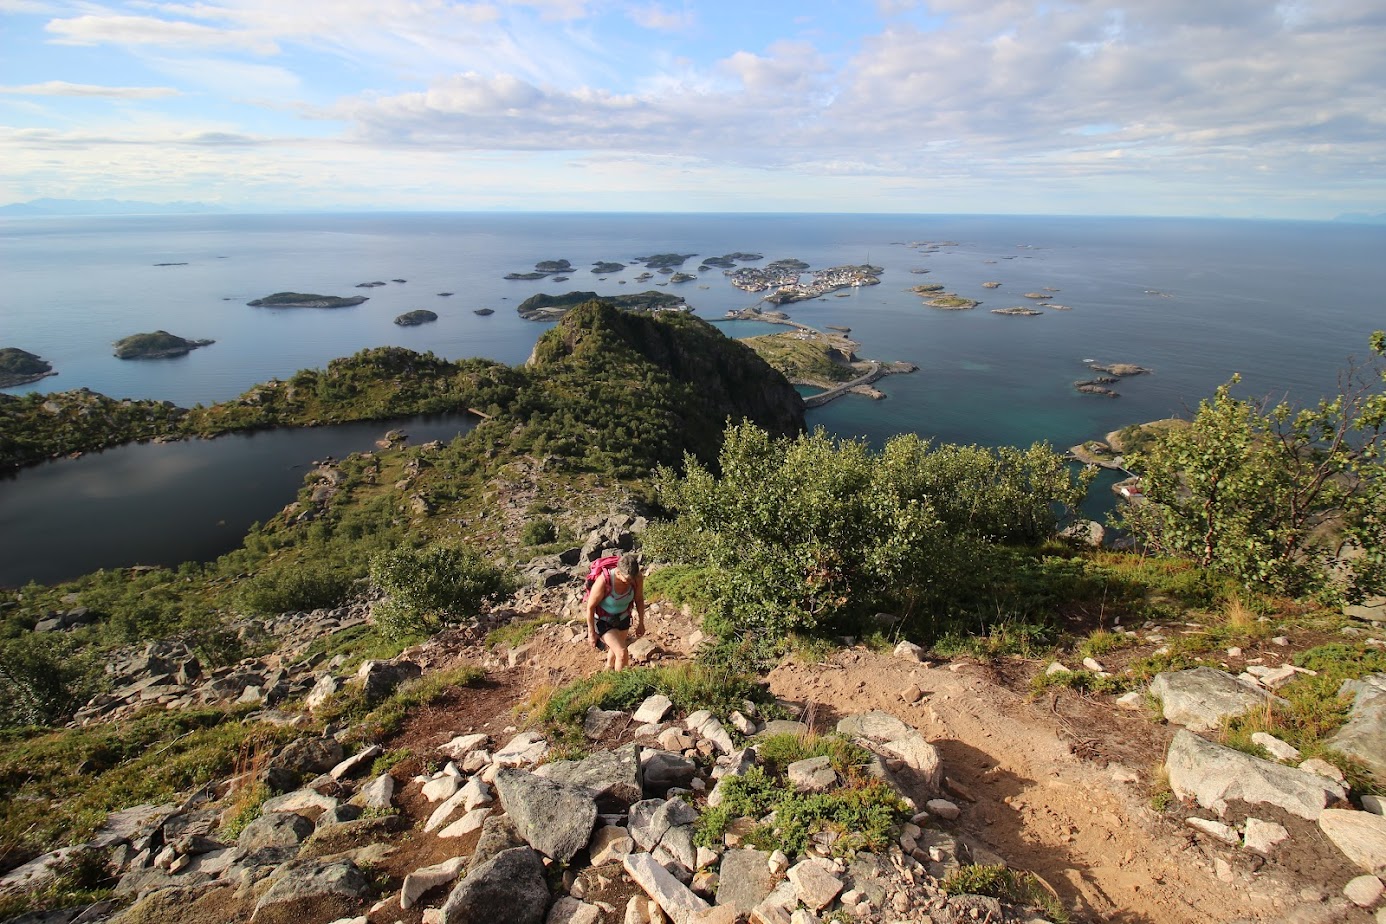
left=642, top=750, right=697, bottom=797
left=272, top=737, right=344, bottom=776
left=879, top=730, right=944, bottom=789
left=1149, top=667, right=1283, bottom=732
left=623, top=852, right=710, bottom=924
left=250, top=858, right=371, bottom=923
left=469, top=813, right=525, bottom=873
left=1166, top=729, right=1345, bottom=820
left=494, top=768, right=598, bottom=863
left=715, top=848, right=775, bottom=913
left=535, top=743, right=644, bottom=811
left=836, top=711, right=910, bottom=742
left=1325, top=675, right=1386, bottom=782
left=441, top=846, right=549, bottom=924
left=1319, top=808, right=1386, bottom=874
left=237, top=812, right=315, bottom=850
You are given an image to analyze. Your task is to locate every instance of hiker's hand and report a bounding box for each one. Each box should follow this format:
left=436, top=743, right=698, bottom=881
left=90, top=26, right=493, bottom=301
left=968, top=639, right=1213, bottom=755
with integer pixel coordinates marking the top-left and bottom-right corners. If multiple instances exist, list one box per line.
left=588, top=628, right=599, bottom=648
left=635, top=622, right=645, bottom=639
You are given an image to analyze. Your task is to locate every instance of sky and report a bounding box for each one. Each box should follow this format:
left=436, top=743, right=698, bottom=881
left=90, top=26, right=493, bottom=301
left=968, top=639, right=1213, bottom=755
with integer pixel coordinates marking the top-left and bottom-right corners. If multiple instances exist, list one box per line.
left=1, top=0, right=1384, bottom=218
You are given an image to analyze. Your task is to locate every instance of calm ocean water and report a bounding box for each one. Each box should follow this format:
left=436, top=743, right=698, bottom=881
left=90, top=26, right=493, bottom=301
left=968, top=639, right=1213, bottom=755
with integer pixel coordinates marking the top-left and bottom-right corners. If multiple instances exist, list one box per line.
left=2, top=212, right=1384, bottom=584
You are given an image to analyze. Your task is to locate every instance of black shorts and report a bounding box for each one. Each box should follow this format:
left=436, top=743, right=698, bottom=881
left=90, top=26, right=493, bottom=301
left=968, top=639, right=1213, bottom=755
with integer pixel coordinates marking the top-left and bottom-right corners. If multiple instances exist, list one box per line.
left=595, top=612, right=632, bottom=636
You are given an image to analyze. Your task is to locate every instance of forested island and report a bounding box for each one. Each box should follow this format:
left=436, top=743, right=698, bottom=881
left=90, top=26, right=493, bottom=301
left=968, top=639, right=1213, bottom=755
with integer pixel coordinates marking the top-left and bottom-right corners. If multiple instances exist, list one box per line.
left=247, top=292, right=368, bottom=309
left=393, top=310, right=438, bottom=327
left=112, top=331, right=214, bottom=359
left=0, top=347, right=56, bottom=387
left=515, top=290, right=686, bottom=320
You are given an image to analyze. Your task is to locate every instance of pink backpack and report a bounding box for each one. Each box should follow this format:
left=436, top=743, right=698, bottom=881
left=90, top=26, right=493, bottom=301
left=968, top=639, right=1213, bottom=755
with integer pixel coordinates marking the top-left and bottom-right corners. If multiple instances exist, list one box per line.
left=583, top=555, right=622, bottom=596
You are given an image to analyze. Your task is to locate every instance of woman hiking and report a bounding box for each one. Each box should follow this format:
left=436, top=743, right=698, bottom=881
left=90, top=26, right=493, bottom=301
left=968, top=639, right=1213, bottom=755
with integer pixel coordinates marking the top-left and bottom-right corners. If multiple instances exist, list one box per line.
left=585, top=551, right=646, bottom=671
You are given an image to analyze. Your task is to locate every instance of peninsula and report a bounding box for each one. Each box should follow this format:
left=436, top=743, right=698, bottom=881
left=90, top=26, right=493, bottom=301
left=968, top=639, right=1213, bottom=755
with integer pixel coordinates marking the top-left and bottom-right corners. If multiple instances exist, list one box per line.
left=247, top=292, right=368, bottom=309
left=112, top=331, right=215, bottom=359
left=0, top=348, right=56, bottom=387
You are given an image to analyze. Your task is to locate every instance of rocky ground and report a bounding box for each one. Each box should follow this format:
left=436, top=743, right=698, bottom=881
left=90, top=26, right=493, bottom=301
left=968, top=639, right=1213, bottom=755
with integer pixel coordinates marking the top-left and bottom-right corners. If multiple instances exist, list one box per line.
left=3, top=535, right=1385, bottom=924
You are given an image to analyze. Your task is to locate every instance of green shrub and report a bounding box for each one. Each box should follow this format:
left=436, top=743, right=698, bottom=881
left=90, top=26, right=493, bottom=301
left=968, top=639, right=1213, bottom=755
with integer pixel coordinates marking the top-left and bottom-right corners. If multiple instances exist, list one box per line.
left=941, top=865, right=1068, bottom=923
left=369, top=545, right=515, bottom=638
left=520, top=518, right=558, bottom=546
left=238, top=560, right=358, bottom=614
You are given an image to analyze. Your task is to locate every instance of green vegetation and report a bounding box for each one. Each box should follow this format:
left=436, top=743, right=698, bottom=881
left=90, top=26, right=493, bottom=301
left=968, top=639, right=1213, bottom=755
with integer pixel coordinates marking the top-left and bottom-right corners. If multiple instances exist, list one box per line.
left=1121, top=332, right=1385, bottom=600
left=316, top=665, right=485, bottom=746
left=516, top=290, right=686, bottom=318
left=743, top=333, right=859, bottom=385
left=0, top=709, right=291, bottom=866
left=693, top=763, right=906, bottom=858
left=370, top=545, right=515, bottom=639
left=941, top=865, right=1069, bottom=923
left=485, top=613, right=566, bottom=650
left=646, top=424, right=1090, bottom=643
left=925, top=295, right=978, bottom=309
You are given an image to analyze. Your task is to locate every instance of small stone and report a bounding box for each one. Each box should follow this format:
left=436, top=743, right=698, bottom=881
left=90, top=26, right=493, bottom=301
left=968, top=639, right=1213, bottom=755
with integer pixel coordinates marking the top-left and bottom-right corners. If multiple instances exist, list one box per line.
left=893, top=641, right=925, bottom=662
left=1365, top=795, right=1386, bottom=816
left=1250, top=732, right=1300, bottom=762
left=1272, top=636, right=1290, bottom=645
left=1082, top=657, right=1105, bottom=673
left=1112, top=767, right=1140, bottom=784
left=901, top=685, right=923, bottom=704
left=1227, top=647, right=1242, bottom=658
left=1045, top=662, right=1071, bottom=676
left=422, top=775, right=461, bottom=803
left=1116, top=691, right=1144, bottom=709
left=1299, top=757, right=1346, bottom=783
left=634, top=695, right=674, bottom=725
left=1185, top=817, right=1240, bottom=845
left=925, top=799, right=960, bottom=821
left=1345, top=875, right=1384, bottom=908
left=696, top=847, right=718, bottom=870
left=1243, top=817, right=1290, bottom=854
left=1213, top=857, right=1235, bottom=882
left=768, top=850, right=789, bottom=876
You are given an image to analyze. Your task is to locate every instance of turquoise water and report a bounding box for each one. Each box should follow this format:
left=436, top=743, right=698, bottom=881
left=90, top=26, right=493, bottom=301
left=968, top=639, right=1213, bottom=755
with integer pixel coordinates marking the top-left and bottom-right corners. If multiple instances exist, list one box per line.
left=2, top=212, right=1383, bottom=584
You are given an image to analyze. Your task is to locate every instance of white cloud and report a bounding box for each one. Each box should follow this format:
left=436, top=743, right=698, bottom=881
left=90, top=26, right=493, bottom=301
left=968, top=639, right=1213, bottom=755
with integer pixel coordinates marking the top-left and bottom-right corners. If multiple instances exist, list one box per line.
left=628, top=3, right=695, bottom=32
left=0, top=81, right=181, bottom=98
left=45, top=13, right=279, bottom=52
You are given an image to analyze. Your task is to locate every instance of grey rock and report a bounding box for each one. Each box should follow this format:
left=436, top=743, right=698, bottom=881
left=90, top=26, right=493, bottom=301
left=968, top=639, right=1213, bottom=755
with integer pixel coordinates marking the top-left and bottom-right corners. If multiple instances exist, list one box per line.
left=304, top=674, right=341, bottom=713
left=1166, top=729, right=1345, bottom=820
left=401, top=856, right=467, bottom=910
left=329, top=744, right=382, bottom=780
left=629, top=798, right=698, bottom=853
left=623, top=852, right=710, bottom=924
left=536, top=743, right=643, bottom=811
left=1320, top=808, right=1386, bottom=874
left=1326, top=675, right=1386, bottom=781
left=757, top=720, right=809, bottom=738
left=470, top=813, right=525, bottom=872
left=495, top=768, right=598, bottom=863
left=441, top=846, right=549, bottom=924
left=252, top=858, right=372, bottom=922
left=273, top=736, right=344, bottom=776
left=261, top=788, right=338, bottom=815
left=715, top=848, right=775, bottom=913
left=880, top=731, right=944, bottom=789
left=237, top=811, right=314, bottom=850
left=787, top=858, right=843, bottom=911
left=787, top=756, right=837, bottom=792
left=317, top=804, right=363, bottom=827
left=356, top=658, right=422, bottom=700
left=1149, top=667, right=1284, bottom=732
left=1243, top=817, right=1290, bottom=854
left=92, top=803, right=178, bottom=849
left=633, top=694, right=674, bottom=725
left=584, top=706, right=624, bottom=739
left=642, top=750, right=697, bottom=797
left=835, top=711, right=910, bottom=742
left=547, top=896, right=601, bottom=924
left=1345, top=597, right=1386, bottom=623
left=358, top=773, right=395, bottom=812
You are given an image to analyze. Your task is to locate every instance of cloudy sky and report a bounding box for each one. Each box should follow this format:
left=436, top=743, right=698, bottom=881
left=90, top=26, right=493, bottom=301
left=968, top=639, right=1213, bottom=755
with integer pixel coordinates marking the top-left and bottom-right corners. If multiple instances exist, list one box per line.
left=2, top=0, right=1384, bottom=217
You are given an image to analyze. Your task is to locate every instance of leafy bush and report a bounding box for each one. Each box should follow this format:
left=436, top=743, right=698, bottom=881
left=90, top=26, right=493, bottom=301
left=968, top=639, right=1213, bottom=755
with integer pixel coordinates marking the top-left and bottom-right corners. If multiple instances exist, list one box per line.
left=520, top=518, right=558, bottom=546
left=1120, top=333, right=1386, bottom=600
left=369, top=544, right=515, bottom=638
left=0, top=634, right=103, bottom=727
left=941, top=864, right=1068, bottom=923
left=237, top=560, right=359, bottom=614
left=646, top=423, right=1090, bottom=644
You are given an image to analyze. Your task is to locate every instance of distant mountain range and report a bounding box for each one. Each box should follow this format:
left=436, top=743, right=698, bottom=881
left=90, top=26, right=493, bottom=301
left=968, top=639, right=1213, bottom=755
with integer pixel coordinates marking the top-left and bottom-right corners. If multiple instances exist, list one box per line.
left=0, top=198, right=226, bottom=216
left=1333, top=211, right=1386, bottom=225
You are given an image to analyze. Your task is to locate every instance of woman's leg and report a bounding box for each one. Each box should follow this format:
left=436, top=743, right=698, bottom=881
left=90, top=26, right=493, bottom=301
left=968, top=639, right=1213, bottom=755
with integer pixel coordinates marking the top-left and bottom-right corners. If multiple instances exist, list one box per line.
left=602, top=628, right=630, bottom=671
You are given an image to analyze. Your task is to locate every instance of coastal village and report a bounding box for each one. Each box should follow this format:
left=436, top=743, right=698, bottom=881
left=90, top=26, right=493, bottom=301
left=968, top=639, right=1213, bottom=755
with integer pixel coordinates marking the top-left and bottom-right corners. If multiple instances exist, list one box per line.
left=728, top=263, right=883, bottom=304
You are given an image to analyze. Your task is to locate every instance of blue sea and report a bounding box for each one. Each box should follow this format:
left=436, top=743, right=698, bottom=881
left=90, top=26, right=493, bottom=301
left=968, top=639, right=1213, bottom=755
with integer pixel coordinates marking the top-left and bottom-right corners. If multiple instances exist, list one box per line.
left=2, top=212, right=1384, bottom=584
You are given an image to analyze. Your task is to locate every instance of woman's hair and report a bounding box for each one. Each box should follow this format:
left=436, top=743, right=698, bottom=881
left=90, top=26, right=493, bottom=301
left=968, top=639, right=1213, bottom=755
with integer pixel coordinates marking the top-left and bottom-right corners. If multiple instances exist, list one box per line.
left=615, top=551, right=641, bottom=579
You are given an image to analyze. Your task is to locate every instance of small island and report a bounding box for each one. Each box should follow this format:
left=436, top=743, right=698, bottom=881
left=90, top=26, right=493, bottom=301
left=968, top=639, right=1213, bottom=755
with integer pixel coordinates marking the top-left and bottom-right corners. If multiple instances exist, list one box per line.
left=982, top=281, right=1002, bottom=289
left=356, top=281, right=387, bottom=288
left=473, top=308, right=495, bottom=316
left=1089, top=362, right=1152, bottom=376
left=634, top=253, right=698, bottom=270
left=394, top=310, right=438, bottom=327
left=700, top=253, right=762, bottom=268
left=991, top=306, right=1043, bottom=317
left=591, top=262, right=626, bottom=274
left=925, top=295, right=979, bottom=310
left=1022, top=292, right=1053, bottom=300
left=910, top=283, right=946, bottom=295
left=0, top=347, right=57, bottom=387
left=112, top=331, right=214, bottom=359
left=669, top=272, right=696, bottom=283
left=516, top=290, right=687, bottom=321
left=247, top=292, right=368, bottom=309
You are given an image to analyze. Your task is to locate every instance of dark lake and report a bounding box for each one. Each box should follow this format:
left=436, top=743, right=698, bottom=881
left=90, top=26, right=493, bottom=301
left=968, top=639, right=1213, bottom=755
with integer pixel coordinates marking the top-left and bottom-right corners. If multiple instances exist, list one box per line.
left=0, top=413, right=477, bottom=586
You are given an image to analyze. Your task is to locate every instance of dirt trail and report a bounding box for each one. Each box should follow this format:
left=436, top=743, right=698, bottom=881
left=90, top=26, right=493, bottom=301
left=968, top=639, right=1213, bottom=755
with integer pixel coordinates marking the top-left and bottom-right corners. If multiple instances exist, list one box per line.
left=396, top=603, right=1355, bottom=924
